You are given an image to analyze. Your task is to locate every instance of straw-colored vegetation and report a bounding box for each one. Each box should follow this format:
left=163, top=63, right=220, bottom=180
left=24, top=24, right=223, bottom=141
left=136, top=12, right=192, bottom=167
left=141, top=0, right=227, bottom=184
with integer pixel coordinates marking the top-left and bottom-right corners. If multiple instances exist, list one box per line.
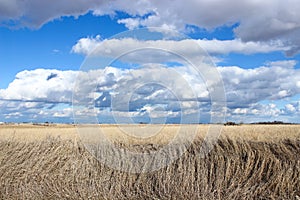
left=0, top=124, right=299, bottom=199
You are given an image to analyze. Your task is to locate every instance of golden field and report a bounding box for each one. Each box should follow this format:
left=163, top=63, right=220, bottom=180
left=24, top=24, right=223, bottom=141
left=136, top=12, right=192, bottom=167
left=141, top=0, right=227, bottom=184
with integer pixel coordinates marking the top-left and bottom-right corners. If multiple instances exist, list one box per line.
left=0, top=124, right=299, bottom=199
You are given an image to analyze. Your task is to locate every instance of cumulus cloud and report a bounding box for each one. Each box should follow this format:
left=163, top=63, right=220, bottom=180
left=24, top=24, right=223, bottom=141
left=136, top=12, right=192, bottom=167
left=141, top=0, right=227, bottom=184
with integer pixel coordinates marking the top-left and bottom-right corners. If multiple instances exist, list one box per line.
left=228, top=99, right=300, bottom=123
left=219, top=60, right=300, bottom=108
left=73, top=65, right=210, bottom=124
left=1, top=60, right=300, bottom=122
left=1, top=0, right=300, bottom=54
left=113, top=0, right=300, bottom=55
left=0, top=69, right=77, bottom=103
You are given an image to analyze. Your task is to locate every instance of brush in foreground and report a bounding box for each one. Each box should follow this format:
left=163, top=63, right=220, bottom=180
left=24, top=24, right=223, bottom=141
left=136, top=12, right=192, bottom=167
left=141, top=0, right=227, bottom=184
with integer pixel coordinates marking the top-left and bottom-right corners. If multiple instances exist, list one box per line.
left=0, top=134, right=299, bottom=199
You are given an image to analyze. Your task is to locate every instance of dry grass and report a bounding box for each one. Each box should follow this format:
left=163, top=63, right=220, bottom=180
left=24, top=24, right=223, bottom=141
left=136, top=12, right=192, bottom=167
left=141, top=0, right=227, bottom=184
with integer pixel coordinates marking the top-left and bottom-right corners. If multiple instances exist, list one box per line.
left=0, top=124, right=299, bottom=199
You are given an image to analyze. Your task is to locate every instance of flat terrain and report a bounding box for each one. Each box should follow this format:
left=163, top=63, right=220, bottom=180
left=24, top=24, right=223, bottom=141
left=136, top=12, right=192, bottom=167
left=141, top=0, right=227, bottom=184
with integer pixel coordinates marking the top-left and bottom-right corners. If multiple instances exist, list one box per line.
left=1, top=123, right=300, bottom=142
left=0, top=124, right=299, bottom=199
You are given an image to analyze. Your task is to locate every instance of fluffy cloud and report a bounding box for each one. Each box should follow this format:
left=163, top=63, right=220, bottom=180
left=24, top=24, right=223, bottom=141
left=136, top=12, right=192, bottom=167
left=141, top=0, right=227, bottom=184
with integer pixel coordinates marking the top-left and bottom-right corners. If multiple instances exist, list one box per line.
left=73, top=65, right=210, bottom=124
left=1, top=60, right=300, bottom=123
left=0, top=69, right=77, bottom=103
left=113, top=0, right=300, bottom=55
left=219, top=60, right=300, bottom=107
left=1, top=0, right=300, bottom=54
left=227, top=99, right=300, bottom=123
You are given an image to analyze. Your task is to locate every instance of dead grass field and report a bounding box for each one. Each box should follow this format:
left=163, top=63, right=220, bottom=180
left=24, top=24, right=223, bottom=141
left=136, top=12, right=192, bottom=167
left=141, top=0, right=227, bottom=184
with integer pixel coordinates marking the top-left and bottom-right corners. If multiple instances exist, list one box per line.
left=0, top=124, right=299, bottom=199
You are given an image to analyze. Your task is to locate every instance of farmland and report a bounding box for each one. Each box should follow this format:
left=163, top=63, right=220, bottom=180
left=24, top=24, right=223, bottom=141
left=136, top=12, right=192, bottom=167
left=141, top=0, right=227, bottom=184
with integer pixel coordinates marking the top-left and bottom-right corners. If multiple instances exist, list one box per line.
left=0, top=124, right=299, bottom=199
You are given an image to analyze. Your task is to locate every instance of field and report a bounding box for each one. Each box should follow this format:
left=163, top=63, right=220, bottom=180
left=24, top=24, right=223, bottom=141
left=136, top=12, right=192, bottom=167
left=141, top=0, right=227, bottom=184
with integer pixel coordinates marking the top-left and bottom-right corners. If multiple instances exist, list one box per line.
left=0, top=124, right=299, bottom=199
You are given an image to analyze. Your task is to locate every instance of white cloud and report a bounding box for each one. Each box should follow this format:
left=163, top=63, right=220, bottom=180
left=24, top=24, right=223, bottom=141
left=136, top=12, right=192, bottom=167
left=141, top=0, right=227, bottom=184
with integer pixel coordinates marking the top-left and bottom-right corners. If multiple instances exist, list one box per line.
left=53, top=107, right=73, bottom=118
left=278, top=90, right=288, bottom=98
left=219, top=60, right=300, bottom=107
left=102, top=0, right=300, bottom=55
left=117, top=18, right=140, bottom=30
left=227, top=102, right=285, bottom=123
left=71, top=35, right=101, bottom=55
left=1, top=60, right=300, bottom=122
left=1, top=0, right=300, bottom=54
left=197, top=39, right=289, bottom=55
left=72, top=37, right=288, bottom=63
left=265, top=60, right=297, bottom=68
left=285, top=104, right=296, bottom=112
left=0, top=69, right=77, bottom=103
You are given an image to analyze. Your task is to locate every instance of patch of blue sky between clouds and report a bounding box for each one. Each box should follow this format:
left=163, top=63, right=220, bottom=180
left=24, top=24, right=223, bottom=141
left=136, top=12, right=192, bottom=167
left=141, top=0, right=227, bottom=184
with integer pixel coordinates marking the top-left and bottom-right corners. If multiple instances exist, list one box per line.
left=186, top=23, right=238, bottom=40
left=218, top=52, right=287, bottom=69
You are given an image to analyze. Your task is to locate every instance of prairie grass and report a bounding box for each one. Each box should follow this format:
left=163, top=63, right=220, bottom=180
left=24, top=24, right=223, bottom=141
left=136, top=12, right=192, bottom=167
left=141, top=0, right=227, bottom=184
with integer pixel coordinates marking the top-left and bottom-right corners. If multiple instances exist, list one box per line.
left=0, top=124, right=299, bottom=199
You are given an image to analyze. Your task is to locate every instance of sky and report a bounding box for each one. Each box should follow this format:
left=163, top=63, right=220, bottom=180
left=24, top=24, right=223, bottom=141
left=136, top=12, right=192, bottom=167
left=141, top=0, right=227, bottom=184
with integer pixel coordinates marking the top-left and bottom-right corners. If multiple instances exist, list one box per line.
left=0, top=0, right=300, bottom=124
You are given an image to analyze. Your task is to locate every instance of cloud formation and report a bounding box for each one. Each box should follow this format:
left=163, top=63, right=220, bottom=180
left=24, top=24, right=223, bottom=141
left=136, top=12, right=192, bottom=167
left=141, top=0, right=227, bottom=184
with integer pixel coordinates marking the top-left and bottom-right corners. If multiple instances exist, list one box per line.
left=0, top=69, right=77, bottom=103
left=72, top=37, right=288, bottom=62
left=1, top=0, right=300, bottom=54
left=220, top=60, right=300, bottom=106
left=1, top=60, right=300, bottom=123
left=0, top=0, right=107, bottom=28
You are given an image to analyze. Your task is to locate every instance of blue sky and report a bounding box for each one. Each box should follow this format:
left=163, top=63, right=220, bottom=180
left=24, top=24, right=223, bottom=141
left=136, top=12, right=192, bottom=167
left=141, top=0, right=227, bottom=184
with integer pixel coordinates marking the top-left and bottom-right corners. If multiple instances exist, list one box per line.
left=0, top=0, right=300, bottom=123
left=0, top=13, right=128, bottom=88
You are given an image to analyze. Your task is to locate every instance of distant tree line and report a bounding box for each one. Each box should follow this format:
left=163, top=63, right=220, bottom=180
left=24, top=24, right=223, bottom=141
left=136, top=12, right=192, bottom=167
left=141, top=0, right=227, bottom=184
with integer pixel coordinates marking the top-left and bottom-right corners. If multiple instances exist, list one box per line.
left=251, top=121, right=293, bottom=125
left=224, top=120, right=295, bottom=126
left=224, top=121, right=239, bottom=126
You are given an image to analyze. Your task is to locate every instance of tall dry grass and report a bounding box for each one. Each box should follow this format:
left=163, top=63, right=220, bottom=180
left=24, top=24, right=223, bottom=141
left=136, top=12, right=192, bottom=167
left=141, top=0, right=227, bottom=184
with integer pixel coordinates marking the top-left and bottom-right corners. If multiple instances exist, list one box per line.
left=0, top=125, right=299, bottom=199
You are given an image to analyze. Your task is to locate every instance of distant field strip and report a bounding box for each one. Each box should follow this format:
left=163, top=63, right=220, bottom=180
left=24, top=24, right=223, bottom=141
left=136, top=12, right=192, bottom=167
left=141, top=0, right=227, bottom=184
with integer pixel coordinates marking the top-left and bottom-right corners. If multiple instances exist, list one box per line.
left=1, top=124, right=300, bottom=142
